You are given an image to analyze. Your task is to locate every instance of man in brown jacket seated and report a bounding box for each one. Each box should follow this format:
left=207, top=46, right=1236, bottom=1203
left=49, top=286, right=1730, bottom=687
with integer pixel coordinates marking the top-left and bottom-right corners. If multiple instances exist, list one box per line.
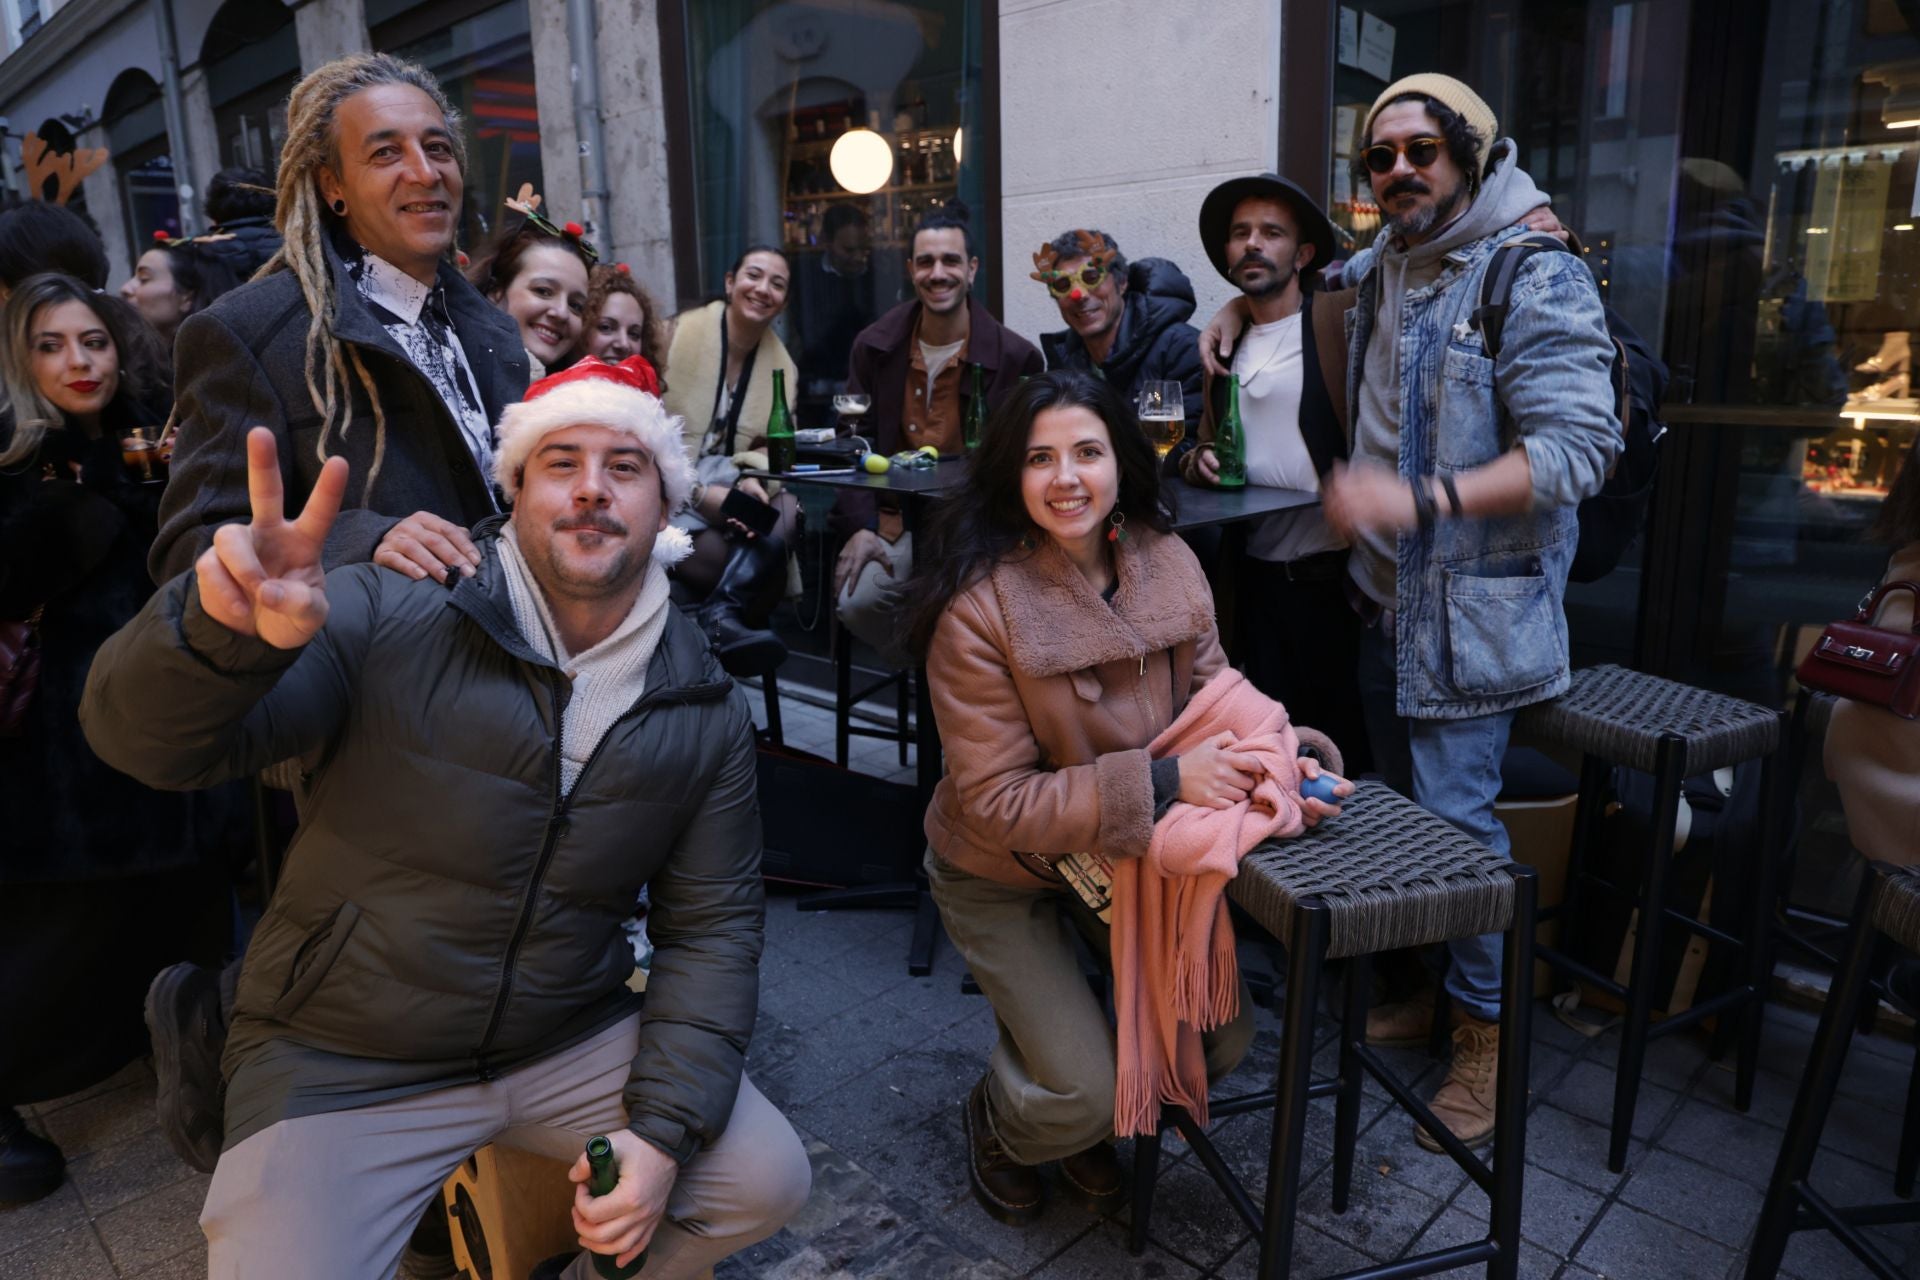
left=83, top=359, right=809, bottom=1279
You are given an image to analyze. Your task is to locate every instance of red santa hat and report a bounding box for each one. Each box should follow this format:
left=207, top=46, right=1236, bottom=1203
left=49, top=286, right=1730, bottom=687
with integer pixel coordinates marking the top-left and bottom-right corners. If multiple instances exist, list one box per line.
left=493, top=355, right=694, bottom=564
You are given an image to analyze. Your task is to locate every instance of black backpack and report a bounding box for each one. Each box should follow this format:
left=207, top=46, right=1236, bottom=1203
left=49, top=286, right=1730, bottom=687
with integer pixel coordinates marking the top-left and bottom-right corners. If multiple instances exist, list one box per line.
left=1471, top=233, right=1668, bottom=583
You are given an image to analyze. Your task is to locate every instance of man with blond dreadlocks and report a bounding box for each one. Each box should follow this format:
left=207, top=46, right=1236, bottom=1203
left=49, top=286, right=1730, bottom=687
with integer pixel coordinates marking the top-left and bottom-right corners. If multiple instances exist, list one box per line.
left=150, top=52, right=527, bottom=587
left=140, top=53, right=531, bottom=1279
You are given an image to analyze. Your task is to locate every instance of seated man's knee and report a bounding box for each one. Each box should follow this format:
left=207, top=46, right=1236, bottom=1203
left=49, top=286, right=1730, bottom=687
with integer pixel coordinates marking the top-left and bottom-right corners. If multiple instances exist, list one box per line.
left=744, top=1111, right=812, bottom=1230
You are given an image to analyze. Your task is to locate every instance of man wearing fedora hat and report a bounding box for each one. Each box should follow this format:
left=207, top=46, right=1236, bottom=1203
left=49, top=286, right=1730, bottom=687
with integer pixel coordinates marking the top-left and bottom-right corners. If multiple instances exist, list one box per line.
left=1182, top=173, right=1372, bottom=773
left=1318, top=73, right=1620, bottom=1155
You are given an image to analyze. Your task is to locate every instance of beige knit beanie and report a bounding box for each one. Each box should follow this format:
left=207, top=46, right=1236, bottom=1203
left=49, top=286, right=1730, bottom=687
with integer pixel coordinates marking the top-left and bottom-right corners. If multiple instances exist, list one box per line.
left=1364, top=74, right=1499, bottom=179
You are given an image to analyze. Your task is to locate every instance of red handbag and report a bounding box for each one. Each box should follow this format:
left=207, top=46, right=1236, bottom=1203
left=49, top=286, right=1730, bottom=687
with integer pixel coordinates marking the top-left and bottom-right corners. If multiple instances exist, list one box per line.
left=1796, top=581, right=1920, bottom=720
left=0, top=605, right=43, bottom=737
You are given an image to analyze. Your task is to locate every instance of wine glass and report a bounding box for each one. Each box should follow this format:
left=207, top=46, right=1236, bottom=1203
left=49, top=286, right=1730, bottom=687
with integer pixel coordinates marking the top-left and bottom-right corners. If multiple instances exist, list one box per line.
left=832, top=393, right=872, bottom=427
left=1135, top=382, right=1185, bottom=460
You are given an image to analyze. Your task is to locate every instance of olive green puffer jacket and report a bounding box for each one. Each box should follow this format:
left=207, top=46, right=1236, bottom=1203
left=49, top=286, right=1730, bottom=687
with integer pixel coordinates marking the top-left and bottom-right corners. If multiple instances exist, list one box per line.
left=82, top=517, right=762, bottom=1160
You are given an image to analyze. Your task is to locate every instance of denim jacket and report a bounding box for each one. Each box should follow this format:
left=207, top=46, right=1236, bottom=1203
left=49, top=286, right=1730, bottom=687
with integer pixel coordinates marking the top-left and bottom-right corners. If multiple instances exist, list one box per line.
left=1344, top=221, right=1619, bottom=720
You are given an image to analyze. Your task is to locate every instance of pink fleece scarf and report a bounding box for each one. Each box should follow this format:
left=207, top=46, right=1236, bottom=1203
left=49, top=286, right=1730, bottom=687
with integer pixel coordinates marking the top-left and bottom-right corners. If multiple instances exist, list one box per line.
left=1110, top=669, right=1307, bottom=1137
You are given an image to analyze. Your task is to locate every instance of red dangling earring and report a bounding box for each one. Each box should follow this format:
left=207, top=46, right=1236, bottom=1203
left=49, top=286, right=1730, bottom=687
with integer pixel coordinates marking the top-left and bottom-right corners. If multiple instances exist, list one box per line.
left=1107, top=509, right=1127, bottom=544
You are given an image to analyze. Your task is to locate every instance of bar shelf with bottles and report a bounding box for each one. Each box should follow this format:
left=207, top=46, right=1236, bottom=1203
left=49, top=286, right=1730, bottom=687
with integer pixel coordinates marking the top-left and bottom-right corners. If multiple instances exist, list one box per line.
left=780, top=101, right=960, bottom=252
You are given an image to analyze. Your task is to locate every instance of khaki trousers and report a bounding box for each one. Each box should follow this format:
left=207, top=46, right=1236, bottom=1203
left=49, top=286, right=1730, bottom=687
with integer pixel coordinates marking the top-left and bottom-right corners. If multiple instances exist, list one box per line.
left=926, top=849, right=1255, bottom=1164
left=201, top=1015, right=810, bottom=1280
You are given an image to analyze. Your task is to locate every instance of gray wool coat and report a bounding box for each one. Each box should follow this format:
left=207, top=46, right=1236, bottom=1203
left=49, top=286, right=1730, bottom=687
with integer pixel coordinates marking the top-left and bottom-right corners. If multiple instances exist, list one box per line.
left=84, top=518, right=763, bottom=1160
left=149, top=239, right=529, bottom=584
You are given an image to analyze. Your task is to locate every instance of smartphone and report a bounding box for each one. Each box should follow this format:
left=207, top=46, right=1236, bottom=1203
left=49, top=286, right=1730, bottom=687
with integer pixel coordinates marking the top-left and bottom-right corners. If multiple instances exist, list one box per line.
left=719, top=486, right=779, bottom=537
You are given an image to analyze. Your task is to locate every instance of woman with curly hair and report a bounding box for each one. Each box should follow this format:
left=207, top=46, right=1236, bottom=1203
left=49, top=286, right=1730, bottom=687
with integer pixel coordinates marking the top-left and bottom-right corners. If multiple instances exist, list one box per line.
left=582, top=262, right=665, bottom=374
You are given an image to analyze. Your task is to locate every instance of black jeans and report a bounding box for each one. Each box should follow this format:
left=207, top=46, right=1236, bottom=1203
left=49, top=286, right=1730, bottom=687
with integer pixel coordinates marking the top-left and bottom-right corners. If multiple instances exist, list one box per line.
left=1236, top=554, right=1373, bottom=777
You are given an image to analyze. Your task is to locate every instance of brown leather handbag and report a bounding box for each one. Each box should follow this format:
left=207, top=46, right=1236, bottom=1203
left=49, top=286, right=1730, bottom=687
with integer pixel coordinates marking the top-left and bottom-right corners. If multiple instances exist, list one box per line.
left=1796, top=581, right=1920, bottom=720
left=0, top=605, right=44, bottom=737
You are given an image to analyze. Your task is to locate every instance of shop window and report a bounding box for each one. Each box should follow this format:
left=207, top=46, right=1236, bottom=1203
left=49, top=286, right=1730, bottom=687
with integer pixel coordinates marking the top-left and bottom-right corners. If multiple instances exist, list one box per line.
left=202, top=0, right=300, bottom=177
left=101, top=72, right=179, bottom=247
left=676, top=0, right=989, bottom=421
left=374, top=0, right=543, bottom=255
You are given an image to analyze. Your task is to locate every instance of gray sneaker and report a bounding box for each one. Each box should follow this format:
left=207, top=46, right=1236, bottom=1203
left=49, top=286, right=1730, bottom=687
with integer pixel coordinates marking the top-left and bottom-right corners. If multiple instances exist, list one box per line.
left=143, top=962, right=227, bottom=1173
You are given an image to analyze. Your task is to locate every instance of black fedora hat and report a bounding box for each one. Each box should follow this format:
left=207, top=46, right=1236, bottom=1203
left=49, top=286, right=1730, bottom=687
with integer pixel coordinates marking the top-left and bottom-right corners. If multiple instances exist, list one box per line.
left=1197, top=173, right=1337, bottom=284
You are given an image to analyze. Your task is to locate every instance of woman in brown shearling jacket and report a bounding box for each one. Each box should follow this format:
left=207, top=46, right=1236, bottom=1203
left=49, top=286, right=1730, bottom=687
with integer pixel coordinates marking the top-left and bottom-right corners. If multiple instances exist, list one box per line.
left=900, top=370, right=1343, bottom=1227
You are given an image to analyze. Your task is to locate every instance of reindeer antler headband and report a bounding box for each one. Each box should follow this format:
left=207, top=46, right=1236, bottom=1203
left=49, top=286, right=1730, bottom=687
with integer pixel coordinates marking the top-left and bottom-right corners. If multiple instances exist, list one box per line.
left=505, top=182, right=599, bottom=264
left=1030, top=230, right=1119, bottom=300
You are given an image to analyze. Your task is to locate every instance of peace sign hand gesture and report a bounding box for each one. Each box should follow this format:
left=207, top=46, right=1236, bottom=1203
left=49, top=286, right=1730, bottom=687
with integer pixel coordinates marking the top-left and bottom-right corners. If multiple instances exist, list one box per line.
left=195, top=427, right=349, bottom=650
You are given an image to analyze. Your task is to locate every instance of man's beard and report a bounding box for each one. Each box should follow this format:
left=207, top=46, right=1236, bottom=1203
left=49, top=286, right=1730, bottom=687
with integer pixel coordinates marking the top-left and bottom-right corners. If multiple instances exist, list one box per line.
left=1231, top=251, right=1295, bottom=301
left=1382, top=174, right=1468, bottom=241
left=534, top=514, right=644, bottom=598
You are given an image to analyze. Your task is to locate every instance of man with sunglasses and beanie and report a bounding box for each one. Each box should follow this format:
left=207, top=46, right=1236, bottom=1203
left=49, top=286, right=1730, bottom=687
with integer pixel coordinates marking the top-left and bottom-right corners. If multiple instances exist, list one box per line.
left=1319, top=73, right=1619, bottom=1154
left=833, top=204, right=1043, bottom=659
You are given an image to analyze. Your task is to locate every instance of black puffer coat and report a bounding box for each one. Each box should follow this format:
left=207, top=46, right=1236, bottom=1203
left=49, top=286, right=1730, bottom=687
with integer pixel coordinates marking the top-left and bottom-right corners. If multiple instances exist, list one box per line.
left=0, top=399, right=222, bottom=884
left=1040, top=257, right=1205, bottom=408
left=203, top=215, right=283, bottom=281
left=82, top=518, right=763, bottom=1160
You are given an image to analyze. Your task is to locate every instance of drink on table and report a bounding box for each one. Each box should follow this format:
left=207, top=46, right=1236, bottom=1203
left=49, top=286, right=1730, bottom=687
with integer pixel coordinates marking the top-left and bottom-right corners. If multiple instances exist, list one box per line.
left=1213, top=375, right=1247, bottom=488
left=1135, top=380, right=1185, bottom=461
left=584, top=1135, right=646, bottom=1278
left=120, top=427, right=162, bottom=483
left=830, top=392, right=871, bottom=429
left=766, top=368, right=795, bottom=474
left=963, top=362, right=986, bottom=453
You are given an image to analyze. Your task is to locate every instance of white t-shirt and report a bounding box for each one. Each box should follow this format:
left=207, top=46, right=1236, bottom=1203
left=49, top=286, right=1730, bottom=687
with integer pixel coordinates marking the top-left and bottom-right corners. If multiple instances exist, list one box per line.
left=918, top=337, right=965, bottom=411
left=1233, top=314, right=1344, bottom=564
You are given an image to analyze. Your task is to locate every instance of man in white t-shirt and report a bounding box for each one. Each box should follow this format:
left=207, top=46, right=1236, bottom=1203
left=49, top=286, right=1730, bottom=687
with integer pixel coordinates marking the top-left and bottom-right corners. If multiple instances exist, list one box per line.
left=1181, top=173, right=1371, bottom=773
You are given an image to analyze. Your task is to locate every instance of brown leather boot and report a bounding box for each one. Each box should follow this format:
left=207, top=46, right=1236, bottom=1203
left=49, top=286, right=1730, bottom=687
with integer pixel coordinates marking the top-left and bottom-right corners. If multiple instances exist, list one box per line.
left=1415, top=1011, right=1499, bottom=1152
left=963, top=1077, right=1044, bottom=1225
left=1058, top=1140, right=1126, bottom=1213
left=1364, top=995, right=1436, bottom=1047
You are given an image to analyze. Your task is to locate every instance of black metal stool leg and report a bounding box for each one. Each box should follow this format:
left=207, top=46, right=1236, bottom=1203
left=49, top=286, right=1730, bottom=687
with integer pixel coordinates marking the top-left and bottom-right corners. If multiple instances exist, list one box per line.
left=1490, top=869, right=1536, bottom=1280
left=1332, top=954, right=1370, bottom=1212
left=1258, top=905, right=1328, bottom=1280
left=1737, top=723, right=1789, bottom=1113
left=1611, top=732, right=1685, bottom=1172
left=762, top=669, right=783, bottom=746
left=1129, top=1115, right=1163, bottom=1256
left=1746, top=870, right=1882, bottom=1279
left=1897, top=1046, right=1920, bottom=1200
left=834, top=619, right=852, bottom=766
left=1558, top=753, right=1611, bottom=972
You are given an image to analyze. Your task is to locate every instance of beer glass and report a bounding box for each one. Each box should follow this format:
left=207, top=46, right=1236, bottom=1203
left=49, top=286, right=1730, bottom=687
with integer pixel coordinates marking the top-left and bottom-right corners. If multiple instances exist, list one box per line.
left=1136, top=382, right=1185, bottom=460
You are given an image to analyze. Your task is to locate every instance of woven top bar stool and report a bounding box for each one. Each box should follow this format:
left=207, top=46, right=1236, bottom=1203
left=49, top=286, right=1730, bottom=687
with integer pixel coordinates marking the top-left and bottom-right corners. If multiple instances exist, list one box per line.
left=1128, top=782, right=1538, bottom=1280
left=1747, top=862, right=1920, bottom=1279
left=1515, top=663, right=1785, bottom=1173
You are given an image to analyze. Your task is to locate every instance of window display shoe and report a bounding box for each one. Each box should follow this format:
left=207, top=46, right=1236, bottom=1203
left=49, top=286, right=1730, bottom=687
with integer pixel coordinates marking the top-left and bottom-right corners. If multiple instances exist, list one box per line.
left=0, top=1106, right=64, bottom=1205
left=964, top=1077, right=1045, bottom=1225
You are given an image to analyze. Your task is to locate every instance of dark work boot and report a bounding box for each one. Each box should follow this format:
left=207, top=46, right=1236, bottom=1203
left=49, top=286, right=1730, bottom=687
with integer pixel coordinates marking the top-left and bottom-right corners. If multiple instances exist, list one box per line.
left=963, top=1076, right=1044, bottom=1226
left=0, top=1106, right=64, bottom=1205
left=1058, top=1139, right=1126, bottom=1213
left=695, top=536, right=788, bottom=677
left=144, top=961, right=228, bottom=1173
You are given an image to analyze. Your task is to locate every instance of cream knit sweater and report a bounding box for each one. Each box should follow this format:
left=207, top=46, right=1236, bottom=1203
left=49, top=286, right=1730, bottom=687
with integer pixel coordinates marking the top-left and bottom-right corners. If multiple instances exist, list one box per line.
left=497, top=524, right=674, bottom=795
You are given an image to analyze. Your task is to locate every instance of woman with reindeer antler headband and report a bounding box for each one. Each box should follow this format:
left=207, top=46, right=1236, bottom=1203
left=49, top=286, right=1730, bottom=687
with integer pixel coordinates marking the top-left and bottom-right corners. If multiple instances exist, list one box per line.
left=466, top=183, right=599, bottom=376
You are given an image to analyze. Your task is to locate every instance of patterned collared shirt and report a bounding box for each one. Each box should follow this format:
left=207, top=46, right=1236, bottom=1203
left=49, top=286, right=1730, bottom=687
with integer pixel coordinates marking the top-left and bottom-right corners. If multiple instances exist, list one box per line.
left=341, top=242, right=497, bottom=505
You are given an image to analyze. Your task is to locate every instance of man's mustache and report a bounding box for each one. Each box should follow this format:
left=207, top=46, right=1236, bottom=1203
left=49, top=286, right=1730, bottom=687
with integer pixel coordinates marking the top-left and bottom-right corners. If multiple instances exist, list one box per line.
left=1231, top=251, right=1277, bottom=275
left=554, top=515, right=629, bottom=536
left=1383, top=178, right=1431, bottom=201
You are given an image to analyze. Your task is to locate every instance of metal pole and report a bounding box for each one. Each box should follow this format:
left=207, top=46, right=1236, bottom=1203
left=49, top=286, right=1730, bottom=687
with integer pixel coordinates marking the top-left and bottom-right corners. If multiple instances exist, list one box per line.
left=152, top=0, right=200, bottom=235
left=565, top=0, right=609, bottom=246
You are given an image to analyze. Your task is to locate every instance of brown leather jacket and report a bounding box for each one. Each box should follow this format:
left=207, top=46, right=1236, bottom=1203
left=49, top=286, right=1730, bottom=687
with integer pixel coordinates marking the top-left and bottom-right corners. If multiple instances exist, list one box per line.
left=921, top=528, right=1226, bottom=889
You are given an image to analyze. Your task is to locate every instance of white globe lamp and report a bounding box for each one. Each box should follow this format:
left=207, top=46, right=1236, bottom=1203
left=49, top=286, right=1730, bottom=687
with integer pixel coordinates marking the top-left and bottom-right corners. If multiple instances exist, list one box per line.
left=830, top=128, right=893, bottom=195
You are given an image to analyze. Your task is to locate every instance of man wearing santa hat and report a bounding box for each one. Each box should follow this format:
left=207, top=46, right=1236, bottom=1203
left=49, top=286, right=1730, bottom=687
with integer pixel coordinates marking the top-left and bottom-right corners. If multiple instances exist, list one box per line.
left=81, top=356, right=810, bottom=1280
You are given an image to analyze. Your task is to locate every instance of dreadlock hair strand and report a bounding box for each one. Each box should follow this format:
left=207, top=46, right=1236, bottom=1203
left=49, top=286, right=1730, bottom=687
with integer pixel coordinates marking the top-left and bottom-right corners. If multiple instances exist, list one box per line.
left=266, top=52, right=467, bottom=495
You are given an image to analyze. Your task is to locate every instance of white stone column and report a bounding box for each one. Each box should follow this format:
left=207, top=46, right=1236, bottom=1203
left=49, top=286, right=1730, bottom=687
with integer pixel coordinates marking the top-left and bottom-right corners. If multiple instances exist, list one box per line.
left=293, top=0, right=369, bottom=71
left=528, top=0, right=582, bottom=222
left=996, top=0, right=1282, bottom=343
left=179, top=65, right=222, bottom=209
left=78, top=123, right=132, bottom=282
left=591, top=0, right=675, bottom=306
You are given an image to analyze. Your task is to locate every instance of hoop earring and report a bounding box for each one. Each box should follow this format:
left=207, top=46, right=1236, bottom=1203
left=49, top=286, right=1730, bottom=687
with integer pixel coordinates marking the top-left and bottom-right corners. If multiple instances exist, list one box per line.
left=331, top=199, right=347, bottom=215
left=1106, top=509, right=1127, bottom=544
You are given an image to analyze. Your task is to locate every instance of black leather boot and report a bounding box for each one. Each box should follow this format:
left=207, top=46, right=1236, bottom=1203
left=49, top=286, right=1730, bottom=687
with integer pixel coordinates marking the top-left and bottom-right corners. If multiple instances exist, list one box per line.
left=0, top=1106, right=64, bottom=1205
left=1058, top=1139, right=1126, bottom=1212
left=963, top=1076, right=1044, bottom=1225
left=695, top=536, right=788, bottom=677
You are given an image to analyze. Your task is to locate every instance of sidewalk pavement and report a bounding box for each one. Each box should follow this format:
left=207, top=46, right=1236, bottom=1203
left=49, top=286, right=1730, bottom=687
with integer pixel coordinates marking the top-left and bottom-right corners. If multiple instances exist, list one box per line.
left=4, top=691, right=1914, bottom=1279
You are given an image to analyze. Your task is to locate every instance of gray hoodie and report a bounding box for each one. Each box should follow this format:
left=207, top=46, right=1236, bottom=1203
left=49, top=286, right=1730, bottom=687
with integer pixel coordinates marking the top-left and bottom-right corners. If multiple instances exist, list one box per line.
left=1350, top=142, right=1550, bottom=605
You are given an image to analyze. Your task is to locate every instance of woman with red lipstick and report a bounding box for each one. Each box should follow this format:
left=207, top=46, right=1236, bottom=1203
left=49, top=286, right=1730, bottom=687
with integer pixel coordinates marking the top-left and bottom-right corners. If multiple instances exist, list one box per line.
left=660, top=245, right=802, bottom=675
left=467, top=216, right=595, bottom=377
left=0, top=274, right=226, bottom=1206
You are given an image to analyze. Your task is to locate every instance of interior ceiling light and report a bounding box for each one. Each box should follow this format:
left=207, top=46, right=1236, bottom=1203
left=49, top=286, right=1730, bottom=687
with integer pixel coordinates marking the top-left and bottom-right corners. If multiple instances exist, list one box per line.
left=830, top=128, right=893, bottom=194
left=953, top=127, right=964, bottom=165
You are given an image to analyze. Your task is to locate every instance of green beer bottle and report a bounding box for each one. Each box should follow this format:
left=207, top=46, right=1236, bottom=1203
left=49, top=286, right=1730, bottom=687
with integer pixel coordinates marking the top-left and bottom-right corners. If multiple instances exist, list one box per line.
left=766, top=368, right=795, bottom=474
left=585, top=1135, right=645, bottom=1278
left=1213, top=374, right=1247, bottom=488
left=963, top=362, right=986, bottom=454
